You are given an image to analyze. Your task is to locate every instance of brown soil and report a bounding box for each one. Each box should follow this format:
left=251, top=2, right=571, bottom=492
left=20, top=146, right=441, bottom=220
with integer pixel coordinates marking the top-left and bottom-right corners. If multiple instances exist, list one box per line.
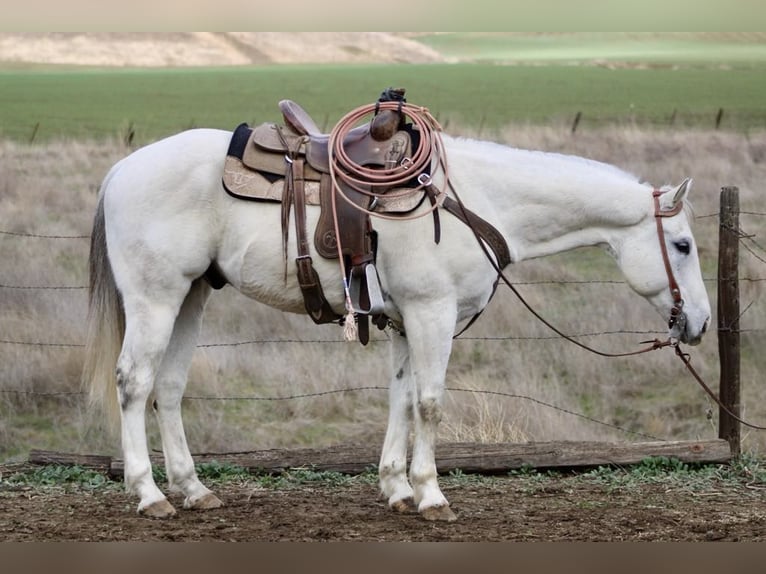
left=3, top=470, right=766, bottom=541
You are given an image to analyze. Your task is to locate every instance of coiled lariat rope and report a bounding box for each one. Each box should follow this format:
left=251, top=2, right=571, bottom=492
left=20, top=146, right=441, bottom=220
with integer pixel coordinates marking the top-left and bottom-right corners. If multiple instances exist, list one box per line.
left=328, top=101, right=447, bottom=220
left=327, top=102, right=447, bottom=339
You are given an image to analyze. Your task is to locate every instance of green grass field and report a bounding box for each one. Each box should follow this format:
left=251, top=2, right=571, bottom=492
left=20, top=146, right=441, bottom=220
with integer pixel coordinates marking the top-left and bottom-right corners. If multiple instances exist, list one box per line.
left=2, top=61, right=766, bottom=144
left=417, top=32, right=766, bottom=64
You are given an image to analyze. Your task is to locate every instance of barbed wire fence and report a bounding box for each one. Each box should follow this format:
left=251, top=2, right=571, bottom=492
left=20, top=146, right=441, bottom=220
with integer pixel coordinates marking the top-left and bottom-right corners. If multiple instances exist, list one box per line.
left=2, top=196, right=765, bottom=450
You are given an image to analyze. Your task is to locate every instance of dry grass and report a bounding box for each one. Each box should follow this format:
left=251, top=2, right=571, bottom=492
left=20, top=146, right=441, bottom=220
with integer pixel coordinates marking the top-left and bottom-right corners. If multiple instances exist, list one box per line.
left=2, top=124, right=765, bottom=463
left=0, top=33, right=444, bottom=67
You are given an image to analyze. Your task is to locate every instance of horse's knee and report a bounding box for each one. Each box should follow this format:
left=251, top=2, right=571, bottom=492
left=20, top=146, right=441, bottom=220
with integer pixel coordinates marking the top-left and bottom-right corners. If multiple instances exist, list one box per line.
left=116, top=364, right=152, bottom=411
left=416, top=394, right=443, bottom=425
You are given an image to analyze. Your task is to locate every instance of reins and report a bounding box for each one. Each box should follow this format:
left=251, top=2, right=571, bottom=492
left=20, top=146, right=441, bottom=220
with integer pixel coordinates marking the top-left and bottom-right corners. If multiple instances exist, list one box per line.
left=447, top=176, right=766, bottom=430
left=324, top=100, right=765, bottom=432
left=672, top=344, right=766, bottom=430
left=448, top=180, right=674, bottom=357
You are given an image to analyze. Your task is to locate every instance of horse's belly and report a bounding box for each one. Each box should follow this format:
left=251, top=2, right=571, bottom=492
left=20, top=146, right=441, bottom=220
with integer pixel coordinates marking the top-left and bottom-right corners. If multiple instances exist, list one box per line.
left=221, top=205, right=346, bottom=314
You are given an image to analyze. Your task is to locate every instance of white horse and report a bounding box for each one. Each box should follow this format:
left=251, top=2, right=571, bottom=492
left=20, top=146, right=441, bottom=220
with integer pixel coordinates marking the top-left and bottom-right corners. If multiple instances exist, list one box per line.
left=83, top=127, right=711, bottom=522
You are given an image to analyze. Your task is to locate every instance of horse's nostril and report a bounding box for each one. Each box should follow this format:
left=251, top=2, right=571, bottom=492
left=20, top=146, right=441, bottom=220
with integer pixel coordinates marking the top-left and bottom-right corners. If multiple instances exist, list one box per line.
left=701, top=318, right=709, bottom=334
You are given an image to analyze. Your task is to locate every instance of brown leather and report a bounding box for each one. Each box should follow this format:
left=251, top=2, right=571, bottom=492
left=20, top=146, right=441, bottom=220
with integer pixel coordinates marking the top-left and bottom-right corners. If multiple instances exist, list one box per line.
left=247, top=124, right=324, bottom=181
left=280, top=99, right=402, bottom=143
left=369, top=109, right=402, bottom=141
left=251, top=121, right=306, bottom=153
left=278, top=99, right=408, bottom=173
left=315, top=174, right=373, bottom=260
left=222, top=107, right=464, bottom=341
left=290, top=156, right=339, bottom=323
left=247, top=122, right=411, bottom=178
left=246, top=121, right=411, bottom=264
left=652, top=190, right=685, bottom=328
left=441, top=196, right=513, bottom=270
left=279, top=99, right=322, bottom=136
left=307, top=130, right=410, bottom=175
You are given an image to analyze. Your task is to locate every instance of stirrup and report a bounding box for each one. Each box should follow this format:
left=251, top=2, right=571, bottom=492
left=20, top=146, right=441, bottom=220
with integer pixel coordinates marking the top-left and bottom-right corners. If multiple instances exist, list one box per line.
left=349, top=263, right=384, bottom=315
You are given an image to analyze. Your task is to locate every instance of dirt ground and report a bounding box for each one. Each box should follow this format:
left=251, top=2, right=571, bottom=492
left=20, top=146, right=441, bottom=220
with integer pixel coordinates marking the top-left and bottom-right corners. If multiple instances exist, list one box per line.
left=3, top=468, right=766, bottom=541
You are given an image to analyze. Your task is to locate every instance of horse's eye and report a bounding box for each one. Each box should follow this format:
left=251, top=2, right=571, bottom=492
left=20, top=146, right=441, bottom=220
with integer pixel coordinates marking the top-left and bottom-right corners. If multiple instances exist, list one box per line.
left=674, top=240, right=691, bottom=255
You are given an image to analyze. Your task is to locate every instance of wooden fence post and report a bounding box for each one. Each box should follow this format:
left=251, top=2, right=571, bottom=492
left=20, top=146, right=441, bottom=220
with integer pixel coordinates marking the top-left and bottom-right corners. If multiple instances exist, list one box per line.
left=718, top=186, right=740, bottom=456
left=571, top=111, right=582, bottom=134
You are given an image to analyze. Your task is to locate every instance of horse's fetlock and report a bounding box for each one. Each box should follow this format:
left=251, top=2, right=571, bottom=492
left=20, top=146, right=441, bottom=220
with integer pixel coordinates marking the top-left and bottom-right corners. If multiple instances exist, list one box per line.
left=379, top=459, right=406, bottom=480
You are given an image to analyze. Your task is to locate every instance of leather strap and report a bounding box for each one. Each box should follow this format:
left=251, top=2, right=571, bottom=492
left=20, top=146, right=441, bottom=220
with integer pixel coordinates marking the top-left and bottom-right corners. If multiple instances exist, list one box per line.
left=293, top=158, right=309, bottom=256
left=291, top=155, right=339, bottom=324
left=652, top=190, right=685, bottom=329
left=423, top=183, right=441, bottom=244
left=277, top=126, right=297, bottom=279
left=441, top=196, right=512, bottom=269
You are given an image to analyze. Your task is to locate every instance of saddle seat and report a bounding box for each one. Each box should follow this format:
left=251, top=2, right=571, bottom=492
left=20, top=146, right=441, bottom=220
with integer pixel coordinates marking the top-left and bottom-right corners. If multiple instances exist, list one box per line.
left=278, top=99, right=410, bottom=173
left=280, top=98, right=402, bottom=140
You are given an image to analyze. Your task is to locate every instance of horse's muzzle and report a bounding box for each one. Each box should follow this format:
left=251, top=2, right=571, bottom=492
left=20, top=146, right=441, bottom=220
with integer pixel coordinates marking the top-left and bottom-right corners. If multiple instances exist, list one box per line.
left=673, top=314, right=709, bottom=346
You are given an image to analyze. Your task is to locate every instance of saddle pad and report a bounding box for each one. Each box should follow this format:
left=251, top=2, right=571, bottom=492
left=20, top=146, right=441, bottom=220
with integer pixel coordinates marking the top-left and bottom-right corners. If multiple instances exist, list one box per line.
left=223, top=155, right=321, bottom=204
left=222, top=123, right=321, bottom=204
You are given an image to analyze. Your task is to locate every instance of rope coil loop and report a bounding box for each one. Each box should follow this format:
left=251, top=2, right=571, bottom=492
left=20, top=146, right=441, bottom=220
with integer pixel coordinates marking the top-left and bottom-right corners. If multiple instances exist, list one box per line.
left=327, top=102, right=448, bottom=221
left=327, top=101, right=448, bottom=328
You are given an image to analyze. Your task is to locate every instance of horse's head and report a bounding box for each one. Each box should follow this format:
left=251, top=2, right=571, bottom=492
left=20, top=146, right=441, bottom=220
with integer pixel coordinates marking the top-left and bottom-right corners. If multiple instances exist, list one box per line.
left=616, top=178, right=711, bottom=345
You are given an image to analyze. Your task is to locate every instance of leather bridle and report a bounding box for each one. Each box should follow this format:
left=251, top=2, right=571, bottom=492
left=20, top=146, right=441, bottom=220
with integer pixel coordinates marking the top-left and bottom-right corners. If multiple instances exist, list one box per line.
left=652, top=189, right=685, bottom=331
left=457, top=185, right=766, bottom=430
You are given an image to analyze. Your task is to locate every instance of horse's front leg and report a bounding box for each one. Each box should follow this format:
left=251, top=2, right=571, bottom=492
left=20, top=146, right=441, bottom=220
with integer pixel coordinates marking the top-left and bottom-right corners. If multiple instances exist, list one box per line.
left=379, top=333, right=415, bottom=512
left=402, top=302, right=458, bottom=522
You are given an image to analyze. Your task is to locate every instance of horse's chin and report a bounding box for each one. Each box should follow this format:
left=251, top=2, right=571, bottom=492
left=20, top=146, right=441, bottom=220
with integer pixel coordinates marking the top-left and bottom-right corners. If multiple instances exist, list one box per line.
left=680, top=332, right=704, bottom=346
left=670, top=313, right=707, bottom=346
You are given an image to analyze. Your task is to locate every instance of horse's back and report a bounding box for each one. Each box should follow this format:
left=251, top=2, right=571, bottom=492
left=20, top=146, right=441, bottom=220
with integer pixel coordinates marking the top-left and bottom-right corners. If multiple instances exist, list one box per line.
left=106, top=128, right=230, bottom=189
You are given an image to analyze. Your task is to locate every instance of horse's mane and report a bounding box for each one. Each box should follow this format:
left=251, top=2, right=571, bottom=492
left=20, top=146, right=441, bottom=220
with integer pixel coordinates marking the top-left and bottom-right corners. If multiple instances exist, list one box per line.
left=450, top=137, right=697, bottom=218
left=446, top=135, right=642, bottom=187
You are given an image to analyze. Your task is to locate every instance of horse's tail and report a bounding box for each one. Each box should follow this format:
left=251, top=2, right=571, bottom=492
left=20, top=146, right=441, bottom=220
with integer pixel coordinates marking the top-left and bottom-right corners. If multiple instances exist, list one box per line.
left=81, top=180, right=124, bottom=429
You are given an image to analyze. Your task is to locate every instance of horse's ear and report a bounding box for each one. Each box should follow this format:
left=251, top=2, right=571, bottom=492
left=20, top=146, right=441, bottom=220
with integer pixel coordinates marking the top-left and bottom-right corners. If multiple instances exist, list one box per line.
left=660, top=178, right=692, bottom=211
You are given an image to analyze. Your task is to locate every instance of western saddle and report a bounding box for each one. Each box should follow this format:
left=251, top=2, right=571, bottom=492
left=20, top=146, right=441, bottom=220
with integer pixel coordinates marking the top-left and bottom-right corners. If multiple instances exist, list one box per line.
left=222, top=89, right=419, bottom=344
left=220, top=89, right=512, bottom=344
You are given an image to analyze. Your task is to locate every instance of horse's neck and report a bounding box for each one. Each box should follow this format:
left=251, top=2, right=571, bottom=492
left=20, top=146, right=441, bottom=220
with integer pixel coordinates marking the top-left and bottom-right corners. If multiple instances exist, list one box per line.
left=444, top=137, right=649, bottom=262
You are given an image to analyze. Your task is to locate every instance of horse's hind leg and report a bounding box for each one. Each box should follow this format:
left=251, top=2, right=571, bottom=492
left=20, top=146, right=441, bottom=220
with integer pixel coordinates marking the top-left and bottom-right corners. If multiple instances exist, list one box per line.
left=117, top=290, right=189, bottom=518
left=152, top=279, right=222, bottom=511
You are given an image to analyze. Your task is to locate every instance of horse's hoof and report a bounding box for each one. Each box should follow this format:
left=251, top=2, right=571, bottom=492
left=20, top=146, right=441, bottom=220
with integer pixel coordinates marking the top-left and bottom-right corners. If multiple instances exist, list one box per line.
left=390, top=497, right=416, bottom=513
left=185, top=492, right=224, bottom=510
left=420, top=504, right=457, bottom=522
left=138, top=499, right=177, bottom=519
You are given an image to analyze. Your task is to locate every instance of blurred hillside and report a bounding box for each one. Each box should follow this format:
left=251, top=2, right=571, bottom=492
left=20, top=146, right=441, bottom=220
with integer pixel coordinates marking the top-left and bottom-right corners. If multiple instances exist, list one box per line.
left=0, top=32, right=446, bottom=67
